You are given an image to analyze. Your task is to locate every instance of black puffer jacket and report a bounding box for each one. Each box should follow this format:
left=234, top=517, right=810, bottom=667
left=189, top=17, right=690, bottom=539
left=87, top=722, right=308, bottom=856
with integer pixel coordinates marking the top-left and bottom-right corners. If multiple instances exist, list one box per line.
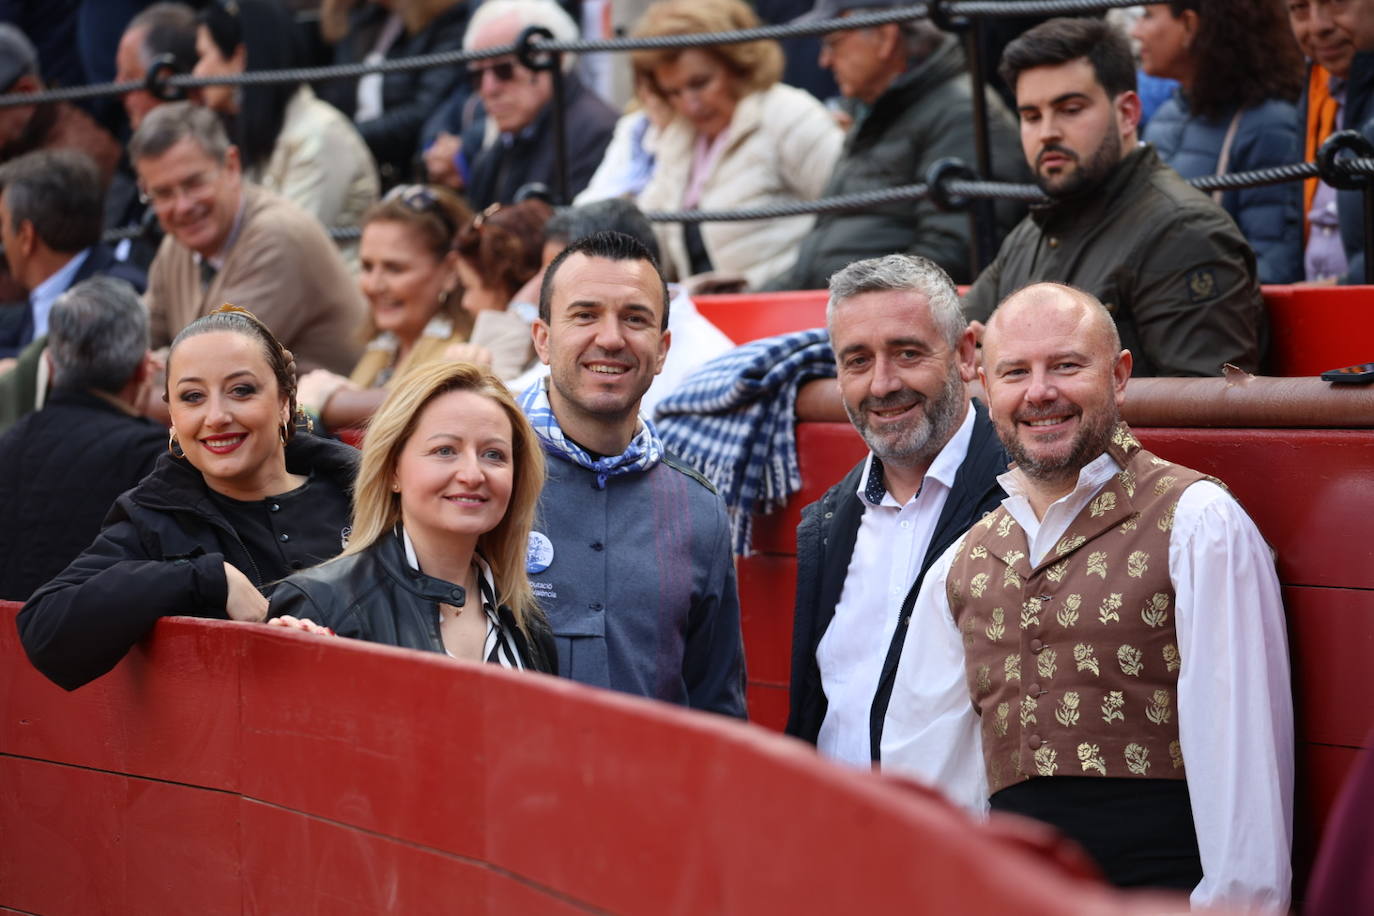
left=17, top=434, right=357, bottom=690
left=268, top=529, right=557, bottom=674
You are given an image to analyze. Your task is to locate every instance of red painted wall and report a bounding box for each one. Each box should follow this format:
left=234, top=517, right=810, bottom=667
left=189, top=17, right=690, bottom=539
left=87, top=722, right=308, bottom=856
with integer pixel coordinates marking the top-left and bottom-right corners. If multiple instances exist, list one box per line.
left=3, top=605, right=1180, bottom=915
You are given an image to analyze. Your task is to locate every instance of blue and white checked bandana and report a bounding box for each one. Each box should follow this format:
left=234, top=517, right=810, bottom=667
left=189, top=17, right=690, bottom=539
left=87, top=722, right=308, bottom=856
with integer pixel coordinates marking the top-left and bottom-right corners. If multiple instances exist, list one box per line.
left=654, top=328, right=836, bottom=556
left=518, top=377, right=664, bottom=489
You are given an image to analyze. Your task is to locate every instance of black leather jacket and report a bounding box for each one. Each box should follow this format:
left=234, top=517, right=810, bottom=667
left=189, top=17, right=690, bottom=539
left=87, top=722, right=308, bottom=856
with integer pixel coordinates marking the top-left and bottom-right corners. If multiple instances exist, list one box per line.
left=268, top=530, right=557, bottom=674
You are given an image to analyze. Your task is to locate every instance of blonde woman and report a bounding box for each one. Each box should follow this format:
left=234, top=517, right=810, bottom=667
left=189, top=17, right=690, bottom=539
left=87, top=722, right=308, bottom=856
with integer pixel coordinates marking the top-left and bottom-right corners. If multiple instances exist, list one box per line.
left=632, top=0, right=843, bottom=291
left=269, top=361, right=555, bottom=672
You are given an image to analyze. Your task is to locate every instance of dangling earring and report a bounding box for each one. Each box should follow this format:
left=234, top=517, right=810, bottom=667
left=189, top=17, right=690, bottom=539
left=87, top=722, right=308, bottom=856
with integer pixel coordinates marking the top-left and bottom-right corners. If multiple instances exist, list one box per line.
left=168, top=429, right=184, bottom=458
left=279, top=421, right=289, bottom=446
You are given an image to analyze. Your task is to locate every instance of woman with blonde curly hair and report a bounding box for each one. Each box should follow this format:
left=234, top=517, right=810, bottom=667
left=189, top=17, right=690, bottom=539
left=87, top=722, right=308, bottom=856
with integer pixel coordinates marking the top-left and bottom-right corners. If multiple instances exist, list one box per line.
left=632, top=0, right=843, bottom=291
left=270, top=360, right=555, bottom=672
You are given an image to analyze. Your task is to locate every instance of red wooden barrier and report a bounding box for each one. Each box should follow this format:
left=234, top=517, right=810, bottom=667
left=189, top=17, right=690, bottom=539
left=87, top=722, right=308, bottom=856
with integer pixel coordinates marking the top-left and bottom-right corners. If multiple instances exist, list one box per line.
left=2, top=604, right=1186, bottom=915
left=696, top=286, right=1374, bottom=377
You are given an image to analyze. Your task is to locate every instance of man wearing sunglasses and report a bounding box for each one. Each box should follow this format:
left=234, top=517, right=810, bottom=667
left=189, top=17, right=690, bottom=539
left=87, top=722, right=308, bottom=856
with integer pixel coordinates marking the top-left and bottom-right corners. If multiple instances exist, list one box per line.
left=423, top=0, right=617, bottom=208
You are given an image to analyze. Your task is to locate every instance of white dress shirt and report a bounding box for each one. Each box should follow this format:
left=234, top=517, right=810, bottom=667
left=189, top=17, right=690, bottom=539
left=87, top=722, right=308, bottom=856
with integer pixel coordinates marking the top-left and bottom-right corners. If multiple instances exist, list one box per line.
left=815, top=407, right=974, bottom=769
left=884, top=452, right=1293, bottom=911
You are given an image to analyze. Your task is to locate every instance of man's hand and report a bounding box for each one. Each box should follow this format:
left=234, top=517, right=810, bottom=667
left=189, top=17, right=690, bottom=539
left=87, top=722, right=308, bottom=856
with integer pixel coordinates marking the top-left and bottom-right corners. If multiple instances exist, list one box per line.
left=423, top=132, right=464, bottom=191
left=224, top=562, right=268, bottom=623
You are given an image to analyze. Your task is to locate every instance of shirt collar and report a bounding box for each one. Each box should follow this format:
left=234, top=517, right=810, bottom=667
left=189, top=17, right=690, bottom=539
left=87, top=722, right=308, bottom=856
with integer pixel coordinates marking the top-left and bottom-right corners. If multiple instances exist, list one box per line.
left=401, top=527, right=500, bottom=621
left=997, top=449, right=1121, bottom=512
left=29, top=248, right=91, bottom=335
left=856, top=402, right=976, bottom=508
left=194, top=195, right=247, bottom=273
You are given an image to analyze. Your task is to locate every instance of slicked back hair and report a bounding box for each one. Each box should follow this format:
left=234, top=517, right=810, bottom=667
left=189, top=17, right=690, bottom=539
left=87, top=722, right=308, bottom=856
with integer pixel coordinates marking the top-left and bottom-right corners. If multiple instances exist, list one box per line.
left=538, top=231, right=670, bottom=330
left=48, top=277, right=148, bottom=395
left=998, top=17, right=1136, bottom=101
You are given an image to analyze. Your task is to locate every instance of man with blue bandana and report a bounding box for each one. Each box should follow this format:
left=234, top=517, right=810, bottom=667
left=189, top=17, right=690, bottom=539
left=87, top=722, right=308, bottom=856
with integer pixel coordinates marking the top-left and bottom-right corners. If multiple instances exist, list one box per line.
left=520, top=230, right=746, bottom=717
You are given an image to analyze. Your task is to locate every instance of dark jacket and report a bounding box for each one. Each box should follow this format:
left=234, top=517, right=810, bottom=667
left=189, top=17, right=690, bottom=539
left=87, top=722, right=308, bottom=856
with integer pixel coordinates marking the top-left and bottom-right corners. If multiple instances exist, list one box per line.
left=786, top=400, right=1008, bottom=760
left=962, top=145, right=1265, bottom=377
left=267, top=529, right=557, bottom=674
left=0, top=243, right=147, bottom=360
left=765, top=36, right=1027, bottom=289
left=1145, top=93, right=1303, bottom=284
left=1296, top=53, right=1374, bottom=284
left=465, top=72, right=619, bottom=208
left=16, top=434, right=357, bottom=691
left=0, top=390, right=165, bottom=601
left=316, top=2, right=472, bottom=183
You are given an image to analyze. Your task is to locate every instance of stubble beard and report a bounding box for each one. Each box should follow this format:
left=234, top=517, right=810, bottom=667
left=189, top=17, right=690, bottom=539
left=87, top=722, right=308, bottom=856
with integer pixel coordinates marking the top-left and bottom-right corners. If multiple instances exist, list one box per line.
left=1036, top=122, right=1123, bottom=200
left=999, top=401, right=1119, bottom=489
left=847, top=361, right=966, bottom=469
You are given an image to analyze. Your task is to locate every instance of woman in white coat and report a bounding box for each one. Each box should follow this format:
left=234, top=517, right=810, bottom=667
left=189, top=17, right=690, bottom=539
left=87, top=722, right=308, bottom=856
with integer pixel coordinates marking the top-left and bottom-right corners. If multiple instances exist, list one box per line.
left=631, top=0, right=843, bottom=292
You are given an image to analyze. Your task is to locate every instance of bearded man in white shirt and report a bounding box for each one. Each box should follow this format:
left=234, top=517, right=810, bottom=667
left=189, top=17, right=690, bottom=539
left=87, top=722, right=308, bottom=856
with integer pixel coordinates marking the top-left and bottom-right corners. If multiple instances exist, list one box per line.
left=885, top=281, right=1293, bottom=910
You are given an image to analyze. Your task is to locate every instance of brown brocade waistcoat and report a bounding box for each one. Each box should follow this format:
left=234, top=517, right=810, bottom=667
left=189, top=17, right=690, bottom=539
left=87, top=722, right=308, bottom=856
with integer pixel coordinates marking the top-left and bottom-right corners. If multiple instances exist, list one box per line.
left=947, top=425, right=1212, bottom=795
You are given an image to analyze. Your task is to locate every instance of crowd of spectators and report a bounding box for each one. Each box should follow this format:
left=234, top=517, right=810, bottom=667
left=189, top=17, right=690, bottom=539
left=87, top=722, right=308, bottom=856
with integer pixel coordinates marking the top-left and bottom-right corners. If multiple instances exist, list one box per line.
left=3, top=0, right=1374, bottom=909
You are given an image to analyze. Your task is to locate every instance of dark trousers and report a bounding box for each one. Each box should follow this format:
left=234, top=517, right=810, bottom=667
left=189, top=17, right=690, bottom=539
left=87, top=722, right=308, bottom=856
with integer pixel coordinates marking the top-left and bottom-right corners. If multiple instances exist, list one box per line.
left=991, top=776, right=1203, bottom=891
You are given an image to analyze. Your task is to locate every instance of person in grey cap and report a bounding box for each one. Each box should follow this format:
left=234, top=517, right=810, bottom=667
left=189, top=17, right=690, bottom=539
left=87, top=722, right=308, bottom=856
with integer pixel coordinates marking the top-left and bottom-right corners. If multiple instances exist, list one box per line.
left=762, top=0, right=1026, bottom=290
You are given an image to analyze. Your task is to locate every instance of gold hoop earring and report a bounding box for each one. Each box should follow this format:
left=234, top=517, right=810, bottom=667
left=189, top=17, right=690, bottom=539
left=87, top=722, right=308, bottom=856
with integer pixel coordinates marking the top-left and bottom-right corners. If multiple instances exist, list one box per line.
left=279, top=422, right=289, bottom=446
left=168, top=429, right=184, bottom=458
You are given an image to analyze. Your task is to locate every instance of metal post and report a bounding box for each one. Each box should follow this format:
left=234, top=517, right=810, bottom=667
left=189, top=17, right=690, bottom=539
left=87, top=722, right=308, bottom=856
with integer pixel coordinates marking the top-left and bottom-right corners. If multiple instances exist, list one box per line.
left=550, top=59, right=569, bottom=206
left=515, top=25, right=568, bottom=205
left=959, top=16, right=998, bottom=276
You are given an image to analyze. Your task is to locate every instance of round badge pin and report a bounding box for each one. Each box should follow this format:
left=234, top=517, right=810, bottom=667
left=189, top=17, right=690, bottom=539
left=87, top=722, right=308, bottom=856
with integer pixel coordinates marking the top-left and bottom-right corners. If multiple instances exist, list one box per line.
left=526, top=531, right=554, bottom=574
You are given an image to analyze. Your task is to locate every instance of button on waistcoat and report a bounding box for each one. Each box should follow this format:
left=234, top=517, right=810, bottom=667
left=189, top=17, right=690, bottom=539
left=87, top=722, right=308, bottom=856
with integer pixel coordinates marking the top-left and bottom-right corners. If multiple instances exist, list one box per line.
left=947, top=425, right=1212, bottom=794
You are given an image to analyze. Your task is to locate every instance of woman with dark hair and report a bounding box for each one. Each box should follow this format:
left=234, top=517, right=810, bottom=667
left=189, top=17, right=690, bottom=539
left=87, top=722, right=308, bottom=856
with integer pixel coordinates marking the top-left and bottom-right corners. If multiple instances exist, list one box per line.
left=1133, top=0, right=1305, bottom=283
left=269, top=360, right=555, bottom=672
left=631, top=0, right=842, bottom=291
left=296, top=183, right=475, bottom=431
left=16, top=306, right=358, bottom=691
left=445, top=199, right=553, bottom=380
left=317, top=0, right=472, bottom=185
left=193, top=0, right=379, bottom=240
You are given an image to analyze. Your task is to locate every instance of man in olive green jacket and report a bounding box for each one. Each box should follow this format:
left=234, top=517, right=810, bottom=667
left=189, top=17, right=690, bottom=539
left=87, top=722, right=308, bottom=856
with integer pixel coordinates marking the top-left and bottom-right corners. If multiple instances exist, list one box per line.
left=962, top=18, right=1264, bottom=378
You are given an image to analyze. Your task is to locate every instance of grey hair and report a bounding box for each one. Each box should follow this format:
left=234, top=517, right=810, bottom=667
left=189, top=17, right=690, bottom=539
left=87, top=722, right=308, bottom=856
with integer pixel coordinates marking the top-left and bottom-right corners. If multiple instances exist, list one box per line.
left=0, top=149, right=104, bottom=253
left=48, top=277, right=149, bottom=395
left=826, top=254, right=966, bottom=348
left=464, top=0, right=580, bottom=73
left=544, top=198, right=660, bottom=260
left=128, top=2, right=199, bottom=72
left=0, top=24, right=38, bottom=81
left=129, top=100, right=231, bottom=165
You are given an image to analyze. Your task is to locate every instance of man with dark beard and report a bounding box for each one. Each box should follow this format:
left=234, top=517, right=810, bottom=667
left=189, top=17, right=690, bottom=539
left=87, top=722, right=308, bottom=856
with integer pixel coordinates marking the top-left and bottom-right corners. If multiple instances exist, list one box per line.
left=888, top=282, right=1292, bottom=909
left=786, top=254, right=1007, bottom=784
left=962, top=18, right=1265, bottom=378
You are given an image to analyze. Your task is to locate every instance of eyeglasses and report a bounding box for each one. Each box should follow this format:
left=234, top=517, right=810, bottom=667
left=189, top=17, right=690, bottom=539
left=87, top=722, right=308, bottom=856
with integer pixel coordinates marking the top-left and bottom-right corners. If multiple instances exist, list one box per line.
left=383, top=183, right=458, bottom=238
left=467, top=59, right=520, bottom=89
left=139, top=165, right=222, bottom=210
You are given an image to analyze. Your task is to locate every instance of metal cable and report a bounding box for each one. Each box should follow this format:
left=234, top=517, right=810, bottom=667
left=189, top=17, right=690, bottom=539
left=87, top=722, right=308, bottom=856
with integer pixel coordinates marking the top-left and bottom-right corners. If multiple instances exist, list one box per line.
left=0, top=7, right=931, bottom=109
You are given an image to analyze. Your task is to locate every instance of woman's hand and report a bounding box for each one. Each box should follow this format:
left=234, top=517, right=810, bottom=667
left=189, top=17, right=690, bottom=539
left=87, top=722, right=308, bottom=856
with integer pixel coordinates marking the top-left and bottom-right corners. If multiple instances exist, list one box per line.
left=268, top=615, right=336, bottom=637
left=297, top=369, right=355, bottom=415
left=224, top=562, right=269, bottom=622
left=444, top=342, right=493, bottom=368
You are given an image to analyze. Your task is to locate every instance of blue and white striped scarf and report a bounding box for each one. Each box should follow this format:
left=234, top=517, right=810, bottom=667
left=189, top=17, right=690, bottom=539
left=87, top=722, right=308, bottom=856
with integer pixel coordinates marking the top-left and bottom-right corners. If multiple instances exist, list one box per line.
left=518, top=377, right=663, bottom=489
left=653, top=328, right=836, bottom=555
